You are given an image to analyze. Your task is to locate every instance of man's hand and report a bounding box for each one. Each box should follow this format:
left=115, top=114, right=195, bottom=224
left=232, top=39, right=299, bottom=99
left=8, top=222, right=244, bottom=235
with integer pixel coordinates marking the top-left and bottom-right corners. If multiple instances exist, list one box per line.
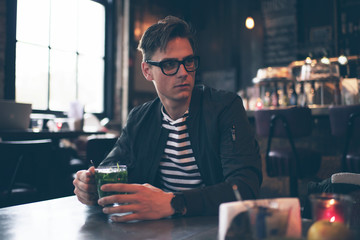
left=73, top=166, right=98, bottom=205
left=97, top=183, right=175, bottom=222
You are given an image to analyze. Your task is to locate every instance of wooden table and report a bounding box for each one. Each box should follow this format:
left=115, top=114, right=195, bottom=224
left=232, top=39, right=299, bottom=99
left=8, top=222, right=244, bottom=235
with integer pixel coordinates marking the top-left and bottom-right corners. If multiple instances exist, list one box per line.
left=0, top=196, right=219, bottom=240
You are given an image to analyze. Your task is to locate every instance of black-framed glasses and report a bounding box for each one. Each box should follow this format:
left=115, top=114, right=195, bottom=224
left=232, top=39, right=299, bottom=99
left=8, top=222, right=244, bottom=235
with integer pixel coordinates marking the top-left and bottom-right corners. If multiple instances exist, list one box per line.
left=145, top=56, right=200, bottom=76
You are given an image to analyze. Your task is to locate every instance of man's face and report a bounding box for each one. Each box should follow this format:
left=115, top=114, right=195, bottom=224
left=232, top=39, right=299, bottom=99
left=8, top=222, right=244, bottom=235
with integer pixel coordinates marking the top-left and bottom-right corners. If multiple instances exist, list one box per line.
left=142, top=37, right=196, bottom=107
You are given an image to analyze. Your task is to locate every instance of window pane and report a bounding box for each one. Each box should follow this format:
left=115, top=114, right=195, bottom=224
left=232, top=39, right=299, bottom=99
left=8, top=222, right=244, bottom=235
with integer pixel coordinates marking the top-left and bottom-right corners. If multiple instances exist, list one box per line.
left=50, top=0, right=78, bottom=51
left=15, top=43, right=49, bottom=110
left=15, top=0, right=106, bottom=114
left=78, top=0, right=105, bottom=57
left=16, top=0, right=50, bottom=46
left=49, top=50, right=77, bottom=111
left=78, top=55, right=104, bottom=113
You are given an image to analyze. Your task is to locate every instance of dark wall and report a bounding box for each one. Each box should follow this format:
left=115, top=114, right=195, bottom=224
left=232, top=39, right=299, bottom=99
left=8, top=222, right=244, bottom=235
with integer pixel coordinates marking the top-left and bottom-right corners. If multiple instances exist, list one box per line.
left=195, top=0, right=264, bottom=91
left=297, top=0, right=337, bottom=59
left=0, top=0, right=6, bottom=99
left=297, top=0, right=360, bottom=59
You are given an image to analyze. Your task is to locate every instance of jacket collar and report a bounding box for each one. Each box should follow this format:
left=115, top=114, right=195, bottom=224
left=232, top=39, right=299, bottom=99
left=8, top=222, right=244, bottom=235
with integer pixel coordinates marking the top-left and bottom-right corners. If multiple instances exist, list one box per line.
left=188, top=84, right=203, bottom=121
left=155, top=84, right=204, bottom=124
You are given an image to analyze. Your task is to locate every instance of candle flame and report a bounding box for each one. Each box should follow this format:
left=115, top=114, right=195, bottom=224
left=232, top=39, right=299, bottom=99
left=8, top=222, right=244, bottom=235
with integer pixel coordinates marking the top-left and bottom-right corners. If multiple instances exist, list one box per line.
left=325, top=199, right=336, bottom=207
left=330, top=216, right=336, bottom=222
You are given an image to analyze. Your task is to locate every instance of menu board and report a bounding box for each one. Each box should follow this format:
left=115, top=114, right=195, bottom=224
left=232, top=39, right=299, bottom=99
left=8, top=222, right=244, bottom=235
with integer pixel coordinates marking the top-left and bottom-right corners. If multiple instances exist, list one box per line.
left=261, top=0, right=298, bottom=66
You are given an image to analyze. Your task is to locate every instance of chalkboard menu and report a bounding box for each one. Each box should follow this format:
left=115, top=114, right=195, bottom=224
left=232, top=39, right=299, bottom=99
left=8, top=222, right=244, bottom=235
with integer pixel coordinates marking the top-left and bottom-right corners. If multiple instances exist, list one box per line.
left=339, top=0, right=360, bottom=56
left=261, top=0, right=297, bottom=66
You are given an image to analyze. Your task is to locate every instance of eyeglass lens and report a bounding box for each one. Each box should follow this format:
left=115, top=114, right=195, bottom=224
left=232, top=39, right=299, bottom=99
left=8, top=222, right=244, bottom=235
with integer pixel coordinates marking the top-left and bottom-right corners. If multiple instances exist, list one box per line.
left=162, top=57, right=199, bottom=75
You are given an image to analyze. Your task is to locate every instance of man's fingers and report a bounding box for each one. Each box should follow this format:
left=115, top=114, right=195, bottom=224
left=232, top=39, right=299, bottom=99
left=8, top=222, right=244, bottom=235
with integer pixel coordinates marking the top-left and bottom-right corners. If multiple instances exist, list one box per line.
left=74, top=185, right=98, bottom=199
left=73, top=172, right=96, bottom=193
left=76, top=170, right=95, bottom=184
left=98, top=192, right=145, bottom=206
left=103, top=203, right=138, bottom=214
left=98, top=194, right=127, bottom=206
left=74, top=176, right=97, bottom=193
left=100, top=183, right=143, bottom=193
left=88, top=166, right=95, bottom=174
left=74, top=189, right=98, bottom=205
left=73, top=167, right=98, bottom=206
left=110, top=213, right=139, bottom=223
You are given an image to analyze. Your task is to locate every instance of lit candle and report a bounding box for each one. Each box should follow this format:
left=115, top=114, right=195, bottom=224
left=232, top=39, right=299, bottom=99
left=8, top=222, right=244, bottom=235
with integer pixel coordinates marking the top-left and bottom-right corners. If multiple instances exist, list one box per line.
left=315, top=199, right=344, bottom=223
left=310, top=193, right=353, bottom=226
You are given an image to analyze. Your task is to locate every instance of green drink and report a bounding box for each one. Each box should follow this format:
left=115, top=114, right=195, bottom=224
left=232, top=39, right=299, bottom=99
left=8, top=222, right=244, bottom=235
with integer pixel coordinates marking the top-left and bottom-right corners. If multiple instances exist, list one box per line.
left=94, top=165, right=127, bottom=198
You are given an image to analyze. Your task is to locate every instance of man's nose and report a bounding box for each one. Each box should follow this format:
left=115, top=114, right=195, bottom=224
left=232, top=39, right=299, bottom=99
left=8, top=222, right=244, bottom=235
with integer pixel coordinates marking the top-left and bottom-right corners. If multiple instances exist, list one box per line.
left=177, top=63, right=188, bottom=75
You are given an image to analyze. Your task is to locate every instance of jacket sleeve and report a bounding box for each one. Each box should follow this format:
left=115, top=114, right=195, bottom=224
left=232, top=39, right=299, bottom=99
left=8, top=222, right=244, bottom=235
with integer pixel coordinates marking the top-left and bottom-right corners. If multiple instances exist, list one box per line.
left=219, top=95, right=262, bottom=199
left=99, top=110, right=136, bottom=167
left=183, top=95, right=262, bottom=216
left=99, top=128, right=131, bottom=167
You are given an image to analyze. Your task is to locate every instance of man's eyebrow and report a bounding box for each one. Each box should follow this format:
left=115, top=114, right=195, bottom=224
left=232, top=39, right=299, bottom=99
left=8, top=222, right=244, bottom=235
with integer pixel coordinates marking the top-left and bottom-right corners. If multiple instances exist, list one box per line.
left=160, top=55, right=194, bottom=62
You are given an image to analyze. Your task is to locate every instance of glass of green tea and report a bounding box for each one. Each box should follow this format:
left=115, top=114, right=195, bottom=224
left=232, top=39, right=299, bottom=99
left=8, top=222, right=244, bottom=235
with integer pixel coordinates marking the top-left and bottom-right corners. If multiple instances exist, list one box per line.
left=94, top=164, right=128, bottom=198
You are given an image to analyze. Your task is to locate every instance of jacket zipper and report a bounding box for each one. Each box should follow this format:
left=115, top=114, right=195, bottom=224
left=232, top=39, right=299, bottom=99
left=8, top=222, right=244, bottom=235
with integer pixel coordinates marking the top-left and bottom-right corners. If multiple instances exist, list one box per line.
left=231, top=125, right=236, bottom=142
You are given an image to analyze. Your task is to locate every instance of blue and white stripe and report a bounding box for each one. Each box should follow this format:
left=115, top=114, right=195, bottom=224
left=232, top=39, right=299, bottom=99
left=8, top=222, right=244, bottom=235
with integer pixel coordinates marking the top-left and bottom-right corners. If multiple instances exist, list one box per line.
left=159, top=108, right=204, bottom=192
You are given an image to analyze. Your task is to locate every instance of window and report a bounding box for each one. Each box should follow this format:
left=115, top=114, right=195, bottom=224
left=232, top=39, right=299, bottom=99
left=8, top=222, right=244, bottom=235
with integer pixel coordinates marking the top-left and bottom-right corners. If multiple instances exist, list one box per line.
left=15, top=0, right=108, bottom=114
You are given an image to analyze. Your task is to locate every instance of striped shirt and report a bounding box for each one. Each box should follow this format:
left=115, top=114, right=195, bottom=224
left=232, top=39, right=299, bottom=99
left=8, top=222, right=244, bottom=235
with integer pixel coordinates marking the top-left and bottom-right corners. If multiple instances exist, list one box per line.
left=159, top=108, right=204, bottom=192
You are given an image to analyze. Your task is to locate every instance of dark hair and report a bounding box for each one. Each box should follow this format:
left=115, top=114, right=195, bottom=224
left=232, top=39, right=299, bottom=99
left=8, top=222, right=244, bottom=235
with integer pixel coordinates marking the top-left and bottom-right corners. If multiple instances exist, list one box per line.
left=137, top=16, right=196, bottom=61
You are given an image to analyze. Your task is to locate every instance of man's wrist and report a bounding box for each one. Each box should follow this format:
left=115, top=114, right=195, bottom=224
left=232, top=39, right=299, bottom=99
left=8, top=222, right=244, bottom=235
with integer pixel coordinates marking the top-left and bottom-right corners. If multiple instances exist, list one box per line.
left=170, top=192, right=187, bottom=217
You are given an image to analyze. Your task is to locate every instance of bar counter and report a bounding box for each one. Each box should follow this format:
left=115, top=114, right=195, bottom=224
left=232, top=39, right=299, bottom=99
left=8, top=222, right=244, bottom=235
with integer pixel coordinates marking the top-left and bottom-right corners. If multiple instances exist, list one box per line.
left=246, top=104, right=330, bottom=118
left=0, top=196, right=218, bottom=240
left=246, top=104, right=345, bottom=157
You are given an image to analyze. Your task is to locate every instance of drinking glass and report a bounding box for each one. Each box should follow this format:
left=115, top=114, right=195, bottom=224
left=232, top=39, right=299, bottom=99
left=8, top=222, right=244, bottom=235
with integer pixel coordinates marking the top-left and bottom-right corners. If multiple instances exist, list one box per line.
left=31, top=118, right=43, bottom=132
left=247, top=202, right=290, bottom=239
left=94, top=165, right=128, bottom=198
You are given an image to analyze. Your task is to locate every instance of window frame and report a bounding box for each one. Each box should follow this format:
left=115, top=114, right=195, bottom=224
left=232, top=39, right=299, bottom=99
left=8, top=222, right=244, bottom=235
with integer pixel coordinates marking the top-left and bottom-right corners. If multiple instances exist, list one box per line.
left=5, top=0, right=115, bottom=120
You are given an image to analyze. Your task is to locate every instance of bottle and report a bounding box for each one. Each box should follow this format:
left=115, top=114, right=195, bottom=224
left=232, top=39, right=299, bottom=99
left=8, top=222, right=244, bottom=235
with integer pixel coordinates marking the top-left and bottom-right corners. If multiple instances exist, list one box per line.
left=263, top=91, right=271, bottom=107
left=308, top=82, right=315, bottom=105
left=289, top=83, right=298, bottom=106
left=298, top=82, right=307, bottom=107
left=334, top=81, right=341, bottom=105
left=271, top=83, right=279, bottom=107
left=281, top=84, right=290, bottom=106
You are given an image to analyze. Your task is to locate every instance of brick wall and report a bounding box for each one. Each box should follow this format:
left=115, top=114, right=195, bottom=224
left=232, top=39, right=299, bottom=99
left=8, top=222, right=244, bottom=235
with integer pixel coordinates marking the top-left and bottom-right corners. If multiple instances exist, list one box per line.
left=0, top=0, right=6, bottom=99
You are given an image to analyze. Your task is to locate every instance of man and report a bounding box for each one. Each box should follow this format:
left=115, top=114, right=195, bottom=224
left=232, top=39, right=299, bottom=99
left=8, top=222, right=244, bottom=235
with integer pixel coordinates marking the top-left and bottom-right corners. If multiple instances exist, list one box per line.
left=73, top=16, right=262, bottom=222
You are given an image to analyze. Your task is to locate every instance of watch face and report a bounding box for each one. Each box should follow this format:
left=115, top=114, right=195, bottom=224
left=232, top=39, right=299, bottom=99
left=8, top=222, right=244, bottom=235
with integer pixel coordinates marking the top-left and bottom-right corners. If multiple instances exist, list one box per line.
left=171, top=193, right=186, bottom=216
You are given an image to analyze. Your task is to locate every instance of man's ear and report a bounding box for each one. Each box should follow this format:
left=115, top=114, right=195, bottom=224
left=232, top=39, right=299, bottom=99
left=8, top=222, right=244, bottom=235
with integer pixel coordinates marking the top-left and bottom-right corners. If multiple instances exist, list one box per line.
left=141, top=62, right=154, bottom=82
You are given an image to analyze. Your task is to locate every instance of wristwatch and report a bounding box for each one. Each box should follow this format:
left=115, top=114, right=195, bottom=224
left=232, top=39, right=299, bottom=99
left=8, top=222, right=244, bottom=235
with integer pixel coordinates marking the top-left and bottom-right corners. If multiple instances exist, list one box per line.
left=170, top=192, right=186, bottom=217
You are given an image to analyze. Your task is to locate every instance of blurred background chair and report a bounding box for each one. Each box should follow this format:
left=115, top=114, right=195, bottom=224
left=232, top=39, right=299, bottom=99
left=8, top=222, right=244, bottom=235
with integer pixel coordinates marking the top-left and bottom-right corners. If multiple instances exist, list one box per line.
left=52, top=142, right=89, bottom=197
left=86, top=136, right=118, bottom=167
left=254, top=106, right=322, bottom=197
left=0, top=139, right=53, bottom=207
left=329, top=104, right=360, bottom=173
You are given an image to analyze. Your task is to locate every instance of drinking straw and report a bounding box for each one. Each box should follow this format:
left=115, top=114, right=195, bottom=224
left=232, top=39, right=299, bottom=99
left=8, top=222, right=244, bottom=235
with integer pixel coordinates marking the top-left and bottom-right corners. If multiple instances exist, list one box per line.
left=232, top=184, right=242, bottom=201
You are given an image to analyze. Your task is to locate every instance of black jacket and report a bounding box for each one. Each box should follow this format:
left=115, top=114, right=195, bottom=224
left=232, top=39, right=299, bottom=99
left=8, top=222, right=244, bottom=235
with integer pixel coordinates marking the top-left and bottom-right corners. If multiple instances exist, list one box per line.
left=101, top=85, right=262, bottom=216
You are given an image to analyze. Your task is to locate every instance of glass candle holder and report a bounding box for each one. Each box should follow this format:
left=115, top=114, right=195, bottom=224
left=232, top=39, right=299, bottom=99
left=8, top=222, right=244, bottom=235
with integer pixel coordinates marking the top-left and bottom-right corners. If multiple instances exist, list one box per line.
left=309, top=193, right=353, bottom=226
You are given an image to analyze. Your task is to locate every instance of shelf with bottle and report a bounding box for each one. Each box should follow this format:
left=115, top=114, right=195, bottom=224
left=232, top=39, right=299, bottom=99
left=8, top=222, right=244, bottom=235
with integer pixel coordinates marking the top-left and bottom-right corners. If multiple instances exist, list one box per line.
left=252, top=55, right=359, bottom=109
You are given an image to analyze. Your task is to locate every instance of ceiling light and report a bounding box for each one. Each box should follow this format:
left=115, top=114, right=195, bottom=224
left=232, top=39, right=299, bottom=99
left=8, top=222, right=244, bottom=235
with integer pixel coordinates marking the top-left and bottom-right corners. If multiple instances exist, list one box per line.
left=338, top=55, right=348, bottom=65
left=245, top=17, right=255, bottom=30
